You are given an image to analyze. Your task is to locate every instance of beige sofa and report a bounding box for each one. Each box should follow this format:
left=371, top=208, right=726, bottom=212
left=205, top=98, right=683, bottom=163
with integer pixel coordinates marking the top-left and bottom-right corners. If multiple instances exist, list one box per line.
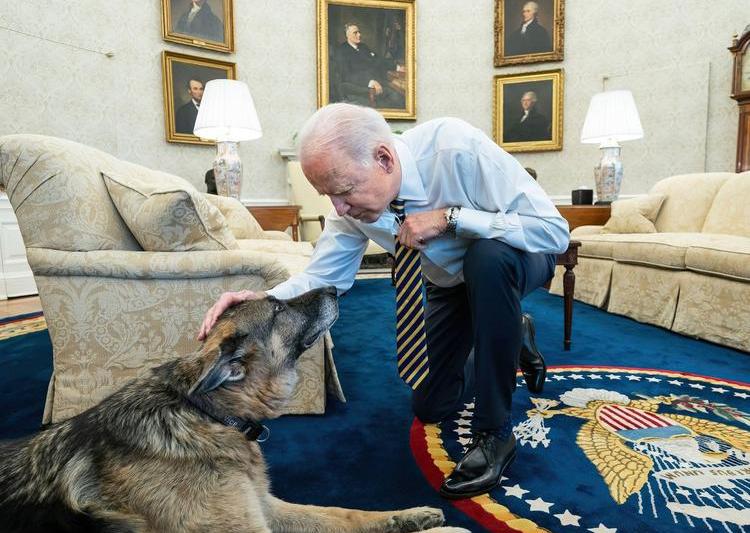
left=550, top=171, right=750, bottom=352
left=0, top=134, right=344, bottom=424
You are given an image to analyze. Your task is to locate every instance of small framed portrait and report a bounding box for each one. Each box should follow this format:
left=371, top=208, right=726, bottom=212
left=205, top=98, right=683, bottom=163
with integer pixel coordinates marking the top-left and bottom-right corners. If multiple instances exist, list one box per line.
left=493, top=69, right=563, bottom=153
left=317, top=0, right=416, bottom=120
left=162, top=51, right=236, bottom=145
left=494, top=0, right=564, bottom=67
left=161, top=0, right=234, bottom=53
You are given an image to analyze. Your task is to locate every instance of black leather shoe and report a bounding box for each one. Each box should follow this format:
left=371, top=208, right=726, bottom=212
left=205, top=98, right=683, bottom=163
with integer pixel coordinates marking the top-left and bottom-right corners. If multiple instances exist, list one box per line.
left=439, top=432, right=516, bottom=500
left=519, top=313, right=546, bottom=394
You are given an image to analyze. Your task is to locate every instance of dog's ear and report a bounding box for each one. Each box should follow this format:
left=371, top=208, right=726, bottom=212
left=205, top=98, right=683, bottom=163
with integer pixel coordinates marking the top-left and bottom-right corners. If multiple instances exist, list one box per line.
left=189, top=339, right=248, bottom=395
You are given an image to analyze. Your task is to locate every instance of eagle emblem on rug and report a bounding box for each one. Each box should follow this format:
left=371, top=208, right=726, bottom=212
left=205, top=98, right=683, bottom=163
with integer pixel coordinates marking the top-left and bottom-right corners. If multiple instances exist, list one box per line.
left=518, top=387, right=750, bottom=525
left=412, top=368, right=750, bottom=532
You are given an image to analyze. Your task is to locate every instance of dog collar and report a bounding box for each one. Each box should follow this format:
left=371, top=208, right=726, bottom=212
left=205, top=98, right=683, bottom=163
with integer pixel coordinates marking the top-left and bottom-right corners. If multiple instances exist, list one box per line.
left=187, top=396, right=270, bottom=442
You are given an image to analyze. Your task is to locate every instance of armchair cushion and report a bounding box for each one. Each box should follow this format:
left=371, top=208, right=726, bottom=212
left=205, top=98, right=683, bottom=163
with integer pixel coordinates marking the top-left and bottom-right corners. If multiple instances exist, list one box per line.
left=601, top=194, right=666, bottom=234
left=103, top=169, right=238, bottom=252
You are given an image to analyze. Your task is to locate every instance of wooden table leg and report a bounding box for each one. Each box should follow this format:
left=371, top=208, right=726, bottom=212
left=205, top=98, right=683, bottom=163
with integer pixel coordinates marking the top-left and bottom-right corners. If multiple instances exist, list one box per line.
left=291, top=221, right=299, bottom=242
left=563, top=264, right=575, bottom=351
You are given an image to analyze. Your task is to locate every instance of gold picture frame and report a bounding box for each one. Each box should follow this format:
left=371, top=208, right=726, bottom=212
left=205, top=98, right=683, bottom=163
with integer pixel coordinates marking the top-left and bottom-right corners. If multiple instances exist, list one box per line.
left=494, top=0, right=564, bottom=67
left=493, top=69, right=563, bottom=153
left=161, top=0, right=234, bottom=53
left=162, top=51, right=236, bottom=145
left=317, top=0, right=416, bottom=120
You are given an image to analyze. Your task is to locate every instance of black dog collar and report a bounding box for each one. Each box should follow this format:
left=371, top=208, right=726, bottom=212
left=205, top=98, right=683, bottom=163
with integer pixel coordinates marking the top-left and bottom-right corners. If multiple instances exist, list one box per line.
left=186, top=396, right=270, bottom=442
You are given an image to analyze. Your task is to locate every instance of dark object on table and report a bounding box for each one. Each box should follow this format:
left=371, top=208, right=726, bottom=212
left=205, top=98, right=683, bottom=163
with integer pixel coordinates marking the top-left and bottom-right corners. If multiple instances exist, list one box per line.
left=205, top=169, right=217, bottom=195
left=571, top=188, right=593, bottom=205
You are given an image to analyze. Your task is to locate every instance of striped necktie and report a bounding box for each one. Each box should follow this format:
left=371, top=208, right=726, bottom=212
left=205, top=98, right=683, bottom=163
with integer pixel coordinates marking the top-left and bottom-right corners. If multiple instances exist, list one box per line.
left=391, top=199, right=429, bottom=389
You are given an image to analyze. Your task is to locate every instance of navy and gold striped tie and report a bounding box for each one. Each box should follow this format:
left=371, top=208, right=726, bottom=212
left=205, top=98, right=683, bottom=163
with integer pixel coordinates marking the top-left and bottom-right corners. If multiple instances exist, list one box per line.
left=391, top=199, right=429, bottom=390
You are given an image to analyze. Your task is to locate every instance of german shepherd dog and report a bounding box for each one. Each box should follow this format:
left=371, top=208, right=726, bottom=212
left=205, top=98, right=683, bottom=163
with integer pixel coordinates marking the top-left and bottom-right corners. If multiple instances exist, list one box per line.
left=0, top=287, right=468, bottom=533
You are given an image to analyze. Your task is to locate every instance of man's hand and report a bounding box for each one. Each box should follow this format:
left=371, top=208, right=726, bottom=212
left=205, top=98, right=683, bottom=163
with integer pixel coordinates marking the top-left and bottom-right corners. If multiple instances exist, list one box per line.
left=197, top=290, right=266, bottom=341
left=370, top=80, right=384, bottom=95
left=397, top=209, right=448, bottom=250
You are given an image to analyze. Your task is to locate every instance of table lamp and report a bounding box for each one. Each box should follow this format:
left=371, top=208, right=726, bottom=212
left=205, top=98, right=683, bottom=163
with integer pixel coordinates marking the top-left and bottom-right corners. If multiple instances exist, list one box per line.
left=580, top=90, right=643, bottom=204
left=193, top=79, right=262, bottom=199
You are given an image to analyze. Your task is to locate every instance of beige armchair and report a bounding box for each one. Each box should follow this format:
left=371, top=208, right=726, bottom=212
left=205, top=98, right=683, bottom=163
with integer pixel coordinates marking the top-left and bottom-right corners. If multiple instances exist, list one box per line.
left=0, top=134, right=343, bottom=424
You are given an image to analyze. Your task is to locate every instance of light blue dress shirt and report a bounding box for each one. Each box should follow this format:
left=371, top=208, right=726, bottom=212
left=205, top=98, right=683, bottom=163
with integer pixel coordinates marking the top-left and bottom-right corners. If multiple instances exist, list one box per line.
left=267, top=118, right=569, bottom=299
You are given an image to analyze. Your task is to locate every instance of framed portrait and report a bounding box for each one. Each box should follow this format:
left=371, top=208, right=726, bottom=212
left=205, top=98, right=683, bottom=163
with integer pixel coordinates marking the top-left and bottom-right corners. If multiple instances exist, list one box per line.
left=162, top=51, right=236, bottom=145
left=494, top=0, right=564, bottom=67
left=161, top=0, right=234, bottom=53
left=493, top=69, right=563, bottom=153
left=317, top=0, right=416, bottom=120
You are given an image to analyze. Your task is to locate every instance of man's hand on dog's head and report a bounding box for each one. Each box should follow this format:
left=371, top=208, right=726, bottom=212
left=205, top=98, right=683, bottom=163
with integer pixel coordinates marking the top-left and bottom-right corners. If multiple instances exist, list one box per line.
left=197, top=290, right=267, bottom=341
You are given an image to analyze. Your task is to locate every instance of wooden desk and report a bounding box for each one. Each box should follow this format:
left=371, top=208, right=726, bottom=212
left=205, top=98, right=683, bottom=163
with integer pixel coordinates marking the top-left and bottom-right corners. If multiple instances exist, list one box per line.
left=556, top=205, right=611, bottom=231
left=246, top=205, right=301, bottom=241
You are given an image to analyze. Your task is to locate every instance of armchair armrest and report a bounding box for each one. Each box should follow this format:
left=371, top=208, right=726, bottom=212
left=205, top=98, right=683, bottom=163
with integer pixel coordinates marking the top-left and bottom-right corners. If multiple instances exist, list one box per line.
left=299, top=214, right=326, bottom=230
left=27, top=248, right=289, bottom=286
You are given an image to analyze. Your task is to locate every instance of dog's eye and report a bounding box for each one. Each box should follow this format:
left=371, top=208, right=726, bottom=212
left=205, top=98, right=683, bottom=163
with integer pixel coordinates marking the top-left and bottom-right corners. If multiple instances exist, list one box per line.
left=273, top=303, right=284, bottom=314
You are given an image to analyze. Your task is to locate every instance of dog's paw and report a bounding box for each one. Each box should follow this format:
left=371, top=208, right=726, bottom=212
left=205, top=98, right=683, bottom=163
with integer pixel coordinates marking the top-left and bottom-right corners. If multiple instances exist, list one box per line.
left=384, top=506, right=445, bottom=532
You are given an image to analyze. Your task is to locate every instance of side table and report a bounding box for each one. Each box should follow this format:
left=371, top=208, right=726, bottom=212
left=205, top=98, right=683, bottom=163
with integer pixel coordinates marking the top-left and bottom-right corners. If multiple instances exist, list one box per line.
left=246, top=205, right=302, bottom=241
left=556, top=205, right=611, bottom=231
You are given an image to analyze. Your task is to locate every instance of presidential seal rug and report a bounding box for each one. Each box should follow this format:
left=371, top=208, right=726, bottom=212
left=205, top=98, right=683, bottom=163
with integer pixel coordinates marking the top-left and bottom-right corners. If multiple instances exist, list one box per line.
left=412, top=366, right=750, bottom=533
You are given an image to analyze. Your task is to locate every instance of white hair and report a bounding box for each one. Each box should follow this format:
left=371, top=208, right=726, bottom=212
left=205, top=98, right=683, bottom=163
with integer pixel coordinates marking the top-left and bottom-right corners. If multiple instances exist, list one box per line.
left=522, top=91, right=538, bottom=103
left=523, top=1, right=539, bottom=14
left=297, top=103, right=393, bottom=169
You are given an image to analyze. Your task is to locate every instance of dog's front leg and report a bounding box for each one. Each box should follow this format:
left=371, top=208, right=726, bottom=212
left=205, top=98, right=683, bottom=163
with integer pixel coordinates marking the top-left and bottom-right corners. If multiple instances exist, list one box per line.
left=265, top=495, right=449, bottom=533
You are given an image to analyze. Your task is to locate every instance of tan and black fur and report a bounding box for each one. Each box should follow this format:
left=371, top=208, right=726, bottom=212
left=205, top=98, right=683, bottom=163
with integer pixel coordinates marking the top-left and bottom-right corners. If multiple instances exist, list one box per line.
left=0, top=287, right=468, bottom=533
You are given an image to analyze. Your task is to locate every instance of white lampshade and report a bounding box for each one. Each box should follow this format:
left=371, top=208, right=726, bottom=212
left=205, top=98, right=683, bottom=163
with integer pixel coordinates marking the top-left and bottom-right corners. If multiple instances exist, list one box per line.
left=193, top=79, right=262, bottom=142
left=580, top=90, right=643, bottom=144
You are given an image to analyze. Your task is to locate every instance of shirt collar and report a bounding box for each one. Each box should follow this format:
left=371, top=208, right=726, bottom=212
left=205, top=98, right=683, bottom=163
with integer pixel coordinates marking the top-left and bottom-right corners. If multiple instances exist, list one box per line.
left=393, top=137, right=427, bottom=203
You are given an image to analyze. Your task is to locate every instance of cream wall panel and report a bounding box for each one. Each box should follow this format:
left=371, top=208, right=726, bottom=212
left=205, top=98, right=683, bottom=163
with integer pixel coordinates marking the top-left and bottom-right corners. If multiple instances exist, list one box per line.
left=0, top=0, right=744, bottom=202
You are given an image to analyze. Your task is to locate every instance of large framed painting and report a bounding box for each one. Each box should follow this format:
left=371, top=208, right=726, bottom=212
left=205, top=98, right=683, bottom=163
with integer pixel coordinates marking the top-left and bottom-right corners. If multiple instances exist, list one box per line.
left=317, top=0, right=416, bottom=120
left=493, top=69, right=563, bottom=153
left=494, top=0, right=564, bottom=67
left=162, top=51, right=236, bottom=145
left=162, top=0, right=234, bottom=53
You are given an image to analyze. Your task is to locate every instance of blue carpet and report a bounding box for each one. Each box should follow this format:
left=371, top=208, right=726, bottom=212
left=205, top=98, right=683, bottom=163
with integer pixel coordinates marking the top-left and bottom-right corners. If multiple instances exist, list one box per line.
left=1, top=281, right=748, bottom=532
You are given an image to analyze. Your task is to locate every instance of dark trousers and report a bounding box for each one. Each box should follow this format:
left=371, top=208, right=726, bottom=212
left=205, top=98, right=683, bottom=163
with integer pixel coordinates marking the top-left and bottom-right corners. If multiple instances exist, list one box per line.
left=412, top=239, right=556, bottom=432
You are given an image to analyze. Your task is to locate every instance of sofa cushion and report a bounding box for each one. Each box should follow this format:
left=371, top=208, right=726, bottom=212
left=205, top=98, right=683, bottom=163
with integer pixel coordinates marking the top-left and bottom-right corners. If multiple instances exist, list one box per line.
left=204, top=194, right=265, bottom=239
left=571, top=234, right=616, bottom=260
left=701, top=173, right=750, bottom=238
left=649, top=173, right=733, bottom=233
left=575, top=233, right=735, bottom=270
left=236, top=239, right=314, bottom=256
left=601, top=194, right=666, bottom=234
left=610, top=233, right=739, bottom=269
left=103, top=169, right=238, bottom=252
left=684, top=235, right=750, bottom=281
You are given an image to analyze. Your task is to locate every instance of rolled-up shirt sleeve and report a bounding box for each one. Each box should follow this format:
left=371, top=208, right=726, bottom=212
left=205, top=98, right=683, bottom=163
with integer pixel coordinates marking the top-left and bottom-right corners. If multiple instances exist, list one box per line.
left=266, top=213, right=369, bottom=300
left=452, top=134, right=569, bottom=254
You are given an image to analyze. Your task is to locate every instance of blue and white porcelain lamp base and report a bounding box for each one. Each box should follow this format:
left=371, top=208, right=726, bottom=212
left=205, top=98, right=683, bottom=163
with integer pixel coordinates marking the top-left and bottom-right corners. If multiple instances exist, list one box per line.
left=594, top=141, right=624, bottom=205
left=213, top=141, right=242, bottom=200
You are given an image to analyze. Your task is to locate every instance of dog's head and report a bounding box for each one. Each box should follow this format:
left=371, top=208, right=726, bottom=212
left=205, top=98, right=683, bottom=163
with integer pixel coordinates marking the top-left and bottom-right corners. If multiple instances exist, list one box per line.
left=187, top=287, right=338, bottom=420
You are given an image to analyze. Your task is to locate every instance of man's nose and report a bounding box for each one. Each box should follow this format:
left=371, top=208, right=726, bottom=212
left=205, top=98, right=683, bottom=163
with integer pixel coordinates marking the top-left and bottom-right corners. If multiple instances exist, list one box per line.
left=330, top=196, right=349, bottom=216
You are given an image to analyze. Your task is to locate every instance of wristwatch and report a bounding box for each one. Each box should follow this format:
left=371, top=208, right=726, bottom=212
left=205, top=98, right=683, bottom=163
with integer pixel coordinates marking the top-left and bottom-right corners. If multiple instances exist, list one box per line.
left=443, top=206, right=460, bottom=236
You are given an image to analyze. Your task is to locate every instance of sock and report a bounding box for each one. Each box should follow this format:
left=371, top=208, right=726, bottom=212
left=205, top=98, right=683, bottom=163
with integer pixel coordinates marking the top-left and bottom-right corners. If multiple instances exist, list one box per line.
left=479, top=416, right=512, bottom=441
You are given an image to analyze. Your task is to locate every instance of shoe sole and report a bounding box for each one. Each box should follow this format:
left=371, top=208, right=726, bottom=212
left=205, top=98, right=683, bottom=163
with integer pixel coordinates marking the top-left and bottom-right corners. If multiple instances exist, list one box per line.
left=438, top=449, right=517, bottom=500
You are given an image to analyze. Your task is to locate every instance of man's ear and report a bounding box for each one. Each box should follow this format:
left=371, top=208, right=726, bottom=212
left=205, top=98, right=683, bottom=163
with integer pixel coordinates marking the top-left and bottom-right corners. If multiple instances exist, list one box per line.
left=375, top=145, right=395, bottom=173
